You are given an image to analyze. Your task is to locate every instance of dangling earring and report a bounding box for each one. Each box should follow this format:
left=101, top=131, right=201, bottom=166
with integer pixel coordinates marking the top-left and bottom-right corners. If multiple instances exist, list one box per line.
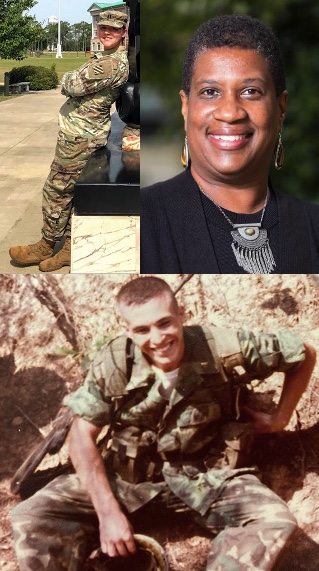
left=275, top=129, right=284, bottom=170
left=181, top=135, right=190, bottom=169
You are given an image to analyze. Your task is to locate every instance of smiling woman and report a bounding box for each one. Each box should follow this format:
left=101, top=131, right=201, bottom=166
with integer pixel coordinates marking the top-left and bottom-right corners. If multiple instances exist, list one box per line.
left=140, top=14, right=319, bottom=274
left=98, top=24, right=127, bottom=50
left=180, top=48, right=287, bottom=189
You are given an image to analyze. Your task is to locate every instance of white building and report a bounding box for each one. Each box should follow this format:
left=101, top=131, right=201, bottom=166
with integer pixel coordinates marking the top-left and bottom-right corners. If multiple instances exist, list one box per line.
left=87, top=1, right=128, bottom=52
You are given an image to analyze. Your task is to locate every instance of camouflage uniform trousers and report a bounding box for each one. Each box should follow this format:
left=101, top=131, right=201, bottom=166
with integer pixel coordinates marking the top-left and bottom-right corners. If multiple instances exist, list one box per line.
left=42, top=130, right=109, bottom=242
left=11, top=471, right=297, bottom=571
left=201, top=473, right=297, bottom=571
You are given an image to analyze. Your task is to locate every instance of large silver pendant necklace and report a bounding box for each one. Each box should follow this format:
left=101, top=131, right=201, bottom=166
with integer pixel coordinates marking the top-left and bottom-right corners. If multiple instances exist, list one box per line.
left=199, top=186, right=276, bottom=274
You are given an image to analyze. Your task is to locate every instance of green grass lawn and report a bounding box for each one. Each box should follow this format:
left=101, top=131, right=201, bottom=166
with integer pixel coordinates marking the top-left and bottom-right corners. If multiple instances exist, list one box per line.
left=0, top=52, right=89, bottom=84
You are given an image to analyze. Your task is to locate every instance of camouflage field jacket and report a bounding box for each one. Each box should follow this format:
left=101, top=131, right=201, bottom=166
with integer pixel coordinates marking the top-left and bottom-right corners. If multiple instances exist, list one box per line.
left=59, top=45, right=128, bottom=139
left=66, top=325, right=305, bottom=514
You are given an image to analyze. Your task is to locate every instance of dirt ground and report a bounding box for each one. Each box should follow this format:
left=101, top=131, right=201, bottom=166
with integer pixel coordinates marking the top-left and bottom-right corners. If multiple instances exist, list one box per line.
left=1, top=273, right=319, bottom=570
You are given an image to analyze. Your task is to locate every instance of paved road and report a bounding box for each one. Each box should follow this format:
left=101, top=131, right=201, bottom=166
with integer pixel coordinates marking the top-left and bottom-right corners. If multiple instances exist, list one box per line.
left=0, top=89, right=69, bottom=273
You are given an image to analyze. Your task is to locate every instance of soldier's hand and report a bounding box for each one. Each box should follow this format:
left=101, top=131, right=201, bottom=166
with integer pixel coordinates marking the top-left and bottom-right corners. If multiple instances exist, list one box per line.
left=99, top=501, right=136, bottom=558
left=241, top=407, right=285, bottom=433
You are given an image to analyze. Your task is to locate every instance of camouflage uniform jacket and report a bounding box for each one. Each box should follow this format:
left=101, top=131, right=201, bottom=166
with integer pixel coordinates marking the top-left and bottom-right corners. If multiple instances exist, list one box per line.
left=59, top=45, right=128, bottom=138
left=66, top=325, right=305, bottom=515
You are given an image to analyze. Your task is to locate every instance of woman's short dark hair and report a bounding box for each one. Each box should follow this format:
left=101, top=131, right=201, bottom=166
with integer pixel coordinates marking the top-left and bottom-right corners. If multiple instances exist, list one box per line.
left=182, top=14, right=286, bottom=96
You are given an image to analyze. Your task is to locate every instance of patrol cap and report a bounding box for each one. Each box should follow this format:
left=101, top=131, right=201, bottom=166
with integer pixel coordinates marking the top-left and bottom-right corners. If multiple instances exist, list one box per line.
left=97, top=10, right=128, bottom=28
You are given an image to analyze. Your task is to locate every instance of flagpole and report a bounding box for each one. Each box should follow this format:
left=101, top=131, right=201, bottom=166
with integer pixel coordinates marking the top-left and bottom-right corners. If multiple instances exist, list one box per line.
left=56, top=0, right=62, bottom=58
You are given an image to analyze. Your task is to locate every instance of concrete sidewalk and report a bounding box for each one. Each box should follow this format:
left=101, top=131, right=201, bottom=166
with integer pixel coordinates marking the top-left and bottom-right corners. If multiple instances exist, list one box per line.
left=0, top=89, right=69, bottom=273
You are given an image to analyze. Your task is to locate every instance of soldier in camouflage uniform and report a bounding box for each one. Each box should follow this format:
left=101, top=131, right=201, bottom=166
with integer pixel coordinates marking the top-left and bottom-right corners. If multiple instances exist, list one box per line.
left=11, top=276, right=316, bottom=570
left=9, top=10, right=129, bottom=272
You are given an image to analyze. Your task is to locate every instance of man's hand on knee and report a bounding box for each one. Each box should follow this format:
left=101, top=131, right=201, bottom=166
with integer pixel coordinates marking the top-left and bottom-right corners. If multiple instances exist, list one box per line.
left=99, top=500, right=136, bottom=557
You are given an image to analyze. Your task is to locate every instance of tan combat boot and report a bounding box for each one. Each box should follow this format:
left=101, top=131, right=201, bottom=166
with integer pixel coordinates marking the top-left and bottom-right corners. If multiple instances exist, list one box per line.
left=39, top=237, right=71, bottom=272
left=9, top=237, right=54, bottom=265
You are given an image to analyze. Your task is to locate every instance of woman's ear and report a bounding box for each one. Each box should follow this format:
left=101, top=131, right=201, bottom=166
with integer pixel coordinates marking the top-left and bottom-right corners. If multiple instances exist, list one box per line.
left=278, top=90, right=288, bottom=129
left=180, top=90, right=189, bottom=130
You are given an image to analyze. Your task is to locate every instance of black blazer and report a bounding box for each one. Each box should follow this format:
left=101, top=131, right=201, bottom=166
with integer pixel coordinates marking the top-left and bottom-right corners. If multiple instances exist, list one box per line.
left=141, top=170, right=319, bottom=273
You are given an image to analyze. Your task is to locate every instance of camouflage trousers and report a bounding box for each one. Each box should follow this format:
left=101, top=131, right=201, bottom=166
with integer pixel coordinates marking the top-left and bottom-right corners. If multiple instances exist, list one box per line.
left=11, top=472, right=297, bottom=571
left=42, top=130, right=108, bottom=241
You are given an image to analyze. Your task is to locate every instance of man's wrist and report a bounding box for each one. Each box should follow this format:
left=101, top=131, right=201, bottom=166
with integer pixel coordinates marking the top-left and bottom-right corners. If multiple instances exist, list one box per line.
left=272, top=411, right=289, bottom=432
left=96, top=495, right=121, bottom=519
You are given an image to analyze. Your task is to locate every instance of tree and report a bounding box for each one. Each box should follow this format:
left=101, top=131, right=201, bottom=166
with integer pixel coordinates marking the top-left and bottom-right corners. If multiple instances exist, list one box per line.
left=0, top=0, right=38, bottom=59
left=44, top=21, right=71, bottom=52
left=69, top=22, right=91, bottom=53
left=30, top=20, right=46, bottom=52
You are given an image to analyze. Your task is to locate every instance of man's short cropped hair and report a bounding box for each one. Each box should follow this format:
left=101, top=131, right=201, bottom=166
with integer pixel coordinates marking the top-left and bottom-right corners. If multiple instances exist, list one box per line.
left=182, top=14, right=286, bottom=97
left=116, top=276, right=178, bottom=312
